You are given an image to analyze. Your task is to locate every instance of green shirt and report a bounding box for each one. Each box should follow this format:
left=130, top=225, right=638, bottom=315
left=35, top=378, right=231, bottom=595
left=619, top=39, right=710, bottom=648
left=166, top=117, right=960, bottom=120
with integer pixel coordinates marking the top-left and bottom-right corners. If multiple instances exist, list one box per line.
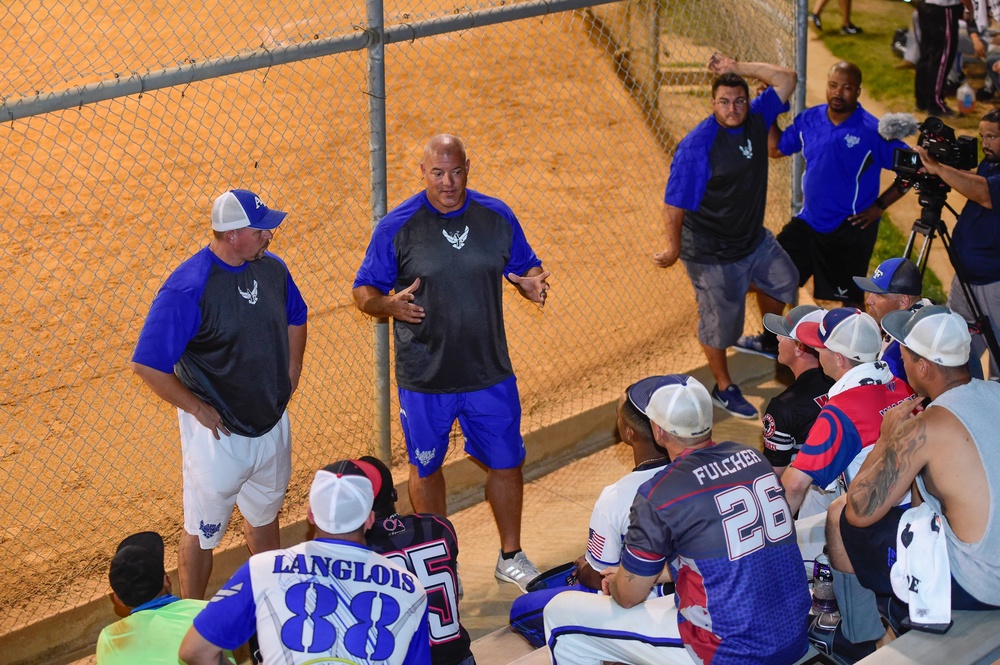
left=96, top=597, right=234, bottom=665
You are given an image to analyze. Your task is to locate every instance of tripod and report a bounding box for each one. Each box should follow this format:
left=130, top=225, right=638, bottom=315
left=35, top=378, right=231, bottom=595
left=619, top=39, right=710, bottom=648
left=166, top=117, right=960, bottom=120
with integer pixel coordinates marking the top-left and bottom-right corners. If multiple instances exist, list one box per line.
left=903, top=194, right=1000, bottom=372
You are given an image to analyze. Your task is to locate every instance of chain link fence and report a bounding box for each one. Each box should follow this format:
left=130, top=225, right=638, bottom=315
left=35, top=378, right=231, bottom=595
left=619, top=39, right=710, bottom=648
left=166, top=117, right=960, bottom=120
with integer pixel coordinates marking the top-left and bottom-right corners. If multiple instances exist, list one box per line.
left=0, top=0, right=796, bottom=646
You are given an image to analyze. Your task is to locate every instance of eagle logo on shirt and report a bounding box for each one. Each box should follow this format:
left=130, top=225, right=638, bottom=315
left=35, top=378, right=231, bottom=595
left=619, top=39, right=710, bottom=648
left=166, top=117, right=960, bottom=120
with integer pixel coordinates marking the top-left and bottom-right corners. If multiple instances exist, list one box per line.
left=443, top=226, right=469, bottom=249
left=739, top=139, right=753, bottom=159
left=845, top=134, right=860, bottom=148
left=238, top=280, right=259, bottom=305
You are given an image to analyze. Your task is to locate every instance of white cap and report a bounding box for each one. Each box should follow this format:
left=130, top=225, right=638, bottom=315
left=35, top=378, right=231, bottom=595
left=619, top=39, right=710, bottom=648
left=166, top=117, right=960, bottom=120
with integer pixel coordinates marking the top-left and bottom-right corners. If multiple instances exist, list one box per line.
left=211, top=189, right=287, bottom=232
left=645, top=375, right=713, bottom=438
left=881, top=305, right=971, bottom=367
left=309, top=460, right=381, bottom=534
left=797, top=308, right=882, bottom=363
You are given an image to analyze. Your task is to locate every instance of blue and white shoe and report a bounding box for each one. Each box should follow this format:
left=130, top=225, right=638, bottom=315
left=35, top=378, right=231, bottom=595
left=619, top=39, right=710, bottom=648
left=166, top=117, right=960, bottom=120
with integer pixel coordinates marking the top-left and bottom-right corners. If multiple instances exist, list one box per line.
left=734, top=333, right=778, bottom=360
left=711, top=383, right=758, bottom=419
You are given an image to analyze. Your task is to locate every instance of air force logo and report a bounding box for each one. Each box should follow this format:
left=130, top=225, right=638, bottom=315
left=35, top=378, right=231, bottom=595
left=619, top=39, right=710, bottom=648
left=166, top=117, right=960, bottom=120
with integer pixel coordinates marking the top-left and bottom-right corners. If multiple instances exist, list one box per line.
left=739, top=139, right=753, bottom=159
left=238, top=279, right=259, bottom=305
left=443, top=226, right=469, bottom=249
left=199, top=520, right=222, bottom=540
left=845, top=134, right=860, bottom=148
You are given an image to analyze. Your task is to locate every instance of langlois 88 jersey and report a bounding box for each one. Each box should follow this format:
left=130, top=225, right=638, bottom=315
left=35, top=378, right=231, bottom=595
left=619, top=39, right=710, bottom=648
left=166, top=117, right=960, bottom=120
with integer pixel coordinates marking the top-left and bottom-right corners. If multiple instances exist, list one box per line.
left=192, top=538, right=430, bottom=664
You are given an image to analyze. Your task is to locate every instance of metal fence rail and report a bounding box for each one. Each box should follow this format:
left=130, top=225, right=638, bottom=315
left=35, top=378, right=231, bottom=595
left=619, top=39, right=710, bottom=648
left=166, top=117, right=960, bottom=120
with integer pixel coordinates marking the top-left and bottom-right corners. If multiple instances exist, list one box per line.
left=0, top=0, right=796, bottom=642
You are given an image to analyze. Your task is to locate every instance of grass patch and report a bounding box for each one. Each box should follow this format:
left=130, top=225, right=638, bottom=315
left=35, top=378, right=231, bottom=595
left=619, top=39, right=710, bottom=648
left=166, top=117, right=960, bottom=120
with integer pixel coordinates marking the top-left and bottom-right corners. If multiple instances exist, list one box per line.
left=815, top=0, right=983, bottom=129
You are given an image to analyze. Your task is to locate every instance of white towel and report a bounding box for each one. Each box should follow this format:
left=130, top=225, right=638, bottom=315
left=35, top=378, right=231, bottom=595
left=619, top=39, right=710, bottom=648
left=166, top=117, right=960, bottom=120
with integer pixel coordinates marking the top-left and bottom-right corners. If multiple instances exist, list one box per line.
left=890, top=503, right=952, bottom=630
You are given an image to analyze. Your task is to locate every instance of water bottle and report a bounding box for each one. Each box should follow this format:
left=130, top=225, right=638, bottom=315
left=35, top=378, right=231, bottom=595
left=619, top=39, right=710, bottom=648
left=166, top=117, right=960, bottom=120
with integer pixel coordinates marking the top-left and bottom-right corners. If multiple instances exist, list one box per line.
left=812, top=553, right=839, bottom=615
left=958, top=82, right=975, bottom=115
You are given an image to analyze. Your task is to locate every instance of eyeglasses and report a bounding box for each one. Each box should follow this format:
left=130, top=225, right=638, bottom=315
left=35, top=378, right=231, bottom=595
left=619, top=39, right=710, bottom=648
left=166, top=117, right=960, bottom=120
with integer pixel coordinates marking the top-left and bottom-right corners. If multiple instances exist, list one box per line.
left=714, top=98, right=748, bottom=109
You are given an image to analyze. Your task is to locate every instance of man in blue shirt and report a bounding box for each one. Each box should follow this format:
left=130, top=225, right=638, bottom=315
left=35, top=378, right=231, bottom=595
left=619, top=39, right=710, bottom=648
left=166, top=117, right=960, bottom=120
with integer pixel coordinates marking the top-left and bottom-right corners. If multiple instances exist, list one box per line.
left=655, top=53, right=799, bottom=419
left=768, top=61, right=909, bottom=310
left=915, top=108, right=1000, bottom=379
left=353, top=135, right=550, bottom=591
left=132, top=189, right=308, bottom=599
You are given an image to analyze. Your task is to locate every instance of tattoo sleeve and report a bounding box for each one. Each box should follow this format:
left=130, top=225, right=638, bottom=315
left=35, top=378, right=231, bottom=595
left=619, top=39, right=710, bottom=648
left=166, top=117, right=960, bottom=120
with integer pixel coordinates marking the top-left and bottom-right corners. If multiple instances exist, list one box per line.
left=849, top=418, right=927, bottom=518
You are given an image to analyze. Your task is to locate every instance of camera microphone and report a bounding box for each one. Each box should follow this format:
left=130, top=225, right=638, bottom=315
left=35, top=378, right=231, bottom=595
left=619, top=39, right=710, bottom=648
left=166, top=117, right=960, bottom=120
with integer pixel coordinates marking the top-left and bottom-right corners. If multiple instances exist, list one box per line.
left=878, top=113, right=921, bottom=141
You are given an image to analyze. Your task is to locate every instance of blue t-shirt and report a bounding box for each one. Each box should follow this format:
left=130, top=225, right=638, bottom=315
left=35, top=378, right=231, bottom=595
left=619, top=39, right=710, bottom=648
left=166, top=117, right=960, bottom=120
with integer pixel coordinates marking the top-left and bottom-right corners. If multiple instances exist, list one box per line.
left=621, top=440, right=810, bottom=665
left=353, top=189, right=542, bottom=393
left=778, top=104, right=907, bottom=233
left=132, top=247, right=308, bottom=436
left=664, top=87, right=789, bottom=263
left=953, top=159, right=1000, bottom=284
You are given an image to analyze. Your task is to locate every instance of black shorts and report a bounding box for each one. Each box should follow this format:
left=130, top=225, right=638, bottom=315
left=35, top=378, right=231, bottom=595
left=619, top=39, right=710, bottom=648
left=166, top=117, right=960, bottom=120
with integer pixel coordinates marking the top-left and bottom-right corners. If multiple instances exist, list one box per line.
left=840, top=506, right=1000, bottom=610
left=777, top=217, right=879, bottom=305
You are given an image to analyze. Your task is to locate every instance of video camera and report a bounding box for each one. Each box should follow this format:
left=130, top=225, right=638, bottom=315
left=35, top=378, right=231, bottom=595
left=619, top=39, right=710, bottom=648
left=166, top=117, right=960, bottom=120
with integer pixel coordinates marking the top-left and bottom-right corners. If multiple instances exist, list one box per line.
left=892, top=117, right=978, bottom=200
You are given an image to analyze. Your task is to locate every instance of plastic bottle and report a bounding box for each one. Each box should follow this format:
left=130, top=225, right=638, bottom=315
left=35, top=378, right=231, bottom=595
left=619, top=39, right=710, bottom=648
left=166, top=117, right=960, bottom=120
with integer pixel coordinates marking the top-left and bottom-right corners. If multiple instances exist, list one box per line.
left=958, top=82, right=975, bottom=115
left=812, top=553, right=839, bottom=615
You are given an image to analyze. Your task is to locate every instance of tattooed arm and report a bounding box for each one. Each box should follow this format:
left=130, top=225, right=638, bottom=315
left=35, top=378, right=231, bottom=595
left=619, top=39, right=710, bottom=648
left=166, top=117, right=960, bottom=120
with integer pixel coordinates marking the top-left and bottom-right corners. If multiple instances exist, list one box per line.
left=846, top=400, right=928, bottom=527
left=606, top=565, right=660, bottom=609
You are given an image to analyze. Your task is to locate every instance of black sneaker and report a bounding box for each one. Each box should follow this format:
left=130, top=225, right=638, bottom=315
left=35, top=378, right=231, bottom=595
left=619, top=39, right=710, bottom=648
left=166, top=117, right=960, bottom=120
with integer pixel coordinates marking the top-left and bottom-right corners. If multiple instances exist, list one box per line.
left=840, top=23, right=862, bottom=35
left=809, top=12, right=822, bottom=30
left=734, top=332, right=778, bottom=359
left=928, top=104, right=959, bottom=119
left=977, top=86, right=995, bottom=102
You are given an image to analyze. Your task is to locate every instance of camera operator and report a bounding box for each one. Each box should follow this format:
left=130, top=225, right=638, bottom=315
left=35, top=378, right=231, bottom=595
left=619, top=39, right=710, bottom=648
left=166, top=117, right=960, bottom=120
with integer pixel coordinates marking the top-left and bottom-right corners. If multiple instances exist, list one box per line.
left=914, top=108, right=1000, bottom=378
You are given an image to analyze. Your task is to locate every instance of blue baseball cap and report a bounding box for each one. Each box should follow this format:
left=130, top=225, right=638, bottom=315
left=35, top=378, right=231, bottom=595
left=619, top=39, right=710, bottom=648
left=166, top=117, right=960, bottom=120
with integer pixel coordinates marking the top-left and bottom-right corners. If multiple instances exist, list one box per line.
left=853, top=258, right=922, bottom=296
left=211, top=189, right=287, bottom=232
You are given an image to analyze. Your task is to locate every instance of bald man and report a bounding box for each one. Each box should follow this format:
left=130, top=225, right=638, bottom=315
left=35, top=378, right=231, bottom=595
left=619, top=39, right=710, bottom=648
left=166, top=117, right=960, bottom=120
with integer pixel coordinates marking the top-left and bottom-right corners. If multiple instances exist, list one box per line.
left=353, top=134, right=550, bottom=590
left=768, top=61, right=909, bottom=308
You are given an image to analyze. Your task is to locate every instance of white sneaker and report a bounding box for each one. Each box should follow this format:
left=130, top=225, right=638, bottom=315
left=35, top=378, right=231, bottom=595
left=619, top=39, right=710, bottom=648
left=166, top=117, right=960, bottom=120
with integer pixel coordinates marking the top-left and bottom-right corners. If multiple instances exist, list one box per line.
left=494, top=549, right=540, bottom=592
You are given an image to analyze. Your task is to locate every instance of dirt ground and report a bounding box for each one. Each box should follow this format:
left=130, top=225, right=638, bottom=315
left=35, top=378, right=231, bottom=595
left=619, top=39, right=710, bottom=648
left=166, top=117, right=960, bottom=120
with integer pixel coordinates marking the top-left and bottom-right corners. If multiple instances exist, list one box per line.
left=0, top=8, right=732, bottom=637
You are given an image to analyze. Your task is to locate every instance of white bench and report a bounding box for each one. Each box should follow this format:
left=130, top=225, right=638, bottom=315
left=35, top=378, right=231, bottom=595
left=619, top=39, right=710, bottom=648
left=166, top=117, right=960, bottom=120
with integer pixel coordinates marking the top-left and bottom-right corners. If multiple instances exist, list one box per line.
left=858, top=610, right=1000, bottom=665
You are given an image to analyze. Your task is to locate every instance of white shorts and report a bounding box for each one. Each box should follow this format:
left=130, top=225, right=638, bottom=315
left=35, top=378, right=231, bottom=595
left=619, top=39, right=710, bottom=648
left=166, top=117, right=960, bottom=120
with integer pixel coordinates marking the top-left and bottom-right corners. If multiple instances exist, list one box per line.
left=180, top=409, right=292, bottom=549
left=544, top=591, right=694, bottom=665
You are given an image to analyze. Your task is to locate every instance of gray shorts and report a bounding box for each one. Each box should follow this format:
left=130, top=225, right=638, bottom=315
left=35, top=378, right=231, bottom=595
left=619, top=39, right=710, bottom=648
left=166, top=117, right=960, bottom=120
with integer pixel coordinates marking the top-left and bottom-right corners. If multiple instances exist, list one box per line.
left=683, top=230, right=798, bottom=349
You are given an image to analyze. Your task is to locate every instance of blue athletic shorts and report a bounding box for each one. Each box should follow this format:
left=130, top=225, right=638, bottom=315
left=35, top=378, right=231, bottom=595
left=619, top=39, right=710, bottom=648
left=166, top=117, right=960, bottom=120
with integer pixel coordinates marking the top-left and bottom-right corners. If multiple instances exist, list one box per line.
left=398, top=375, right=525, bottom=477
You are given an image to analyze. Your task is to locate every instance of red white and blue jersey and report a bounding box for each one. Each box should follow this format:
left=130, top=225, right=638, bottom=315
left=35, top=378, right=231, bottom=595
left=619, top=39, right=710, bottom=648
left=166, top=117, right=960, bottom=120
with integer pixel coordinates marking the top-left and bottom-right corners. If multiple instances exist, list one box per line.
left=790, top=364, right=914, bottom=488
left=621, top=441, right=810, bottom=665
left=367, top=513, right=471, bottom=665
left=192, top=539, right=430, bottom=665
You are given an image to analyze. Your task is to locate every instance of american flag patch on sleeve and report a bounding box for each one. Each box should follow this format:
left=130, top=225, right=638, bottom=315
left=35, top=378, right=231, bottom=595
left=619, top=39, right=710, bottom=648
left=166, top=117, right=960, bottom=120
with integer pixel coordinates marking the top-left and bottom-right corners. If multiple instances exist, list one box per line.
left=587, top=528, right=605, bottom=559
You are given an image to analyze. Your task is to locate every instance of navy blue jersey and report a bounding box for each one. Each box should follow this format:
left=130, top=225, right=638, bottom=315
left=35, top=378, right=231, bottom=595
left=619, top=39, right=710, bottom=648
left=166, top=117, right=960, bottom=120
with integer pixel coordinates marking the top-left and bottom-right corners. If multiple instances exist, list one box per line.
left=366, top=513, right=471, bottom=665
left=761, top=367, right=833, bottom=468
left=778, top=104, right=907, bottom=233
left=353, top=189, right=542, bottom=393
left=132, top=247, right=307, bottom=436
left=664, top=88, right=789, bottom=263
left=953, top=159, right=1000, bottom=284
left=622, top=440, right=810, bottom=665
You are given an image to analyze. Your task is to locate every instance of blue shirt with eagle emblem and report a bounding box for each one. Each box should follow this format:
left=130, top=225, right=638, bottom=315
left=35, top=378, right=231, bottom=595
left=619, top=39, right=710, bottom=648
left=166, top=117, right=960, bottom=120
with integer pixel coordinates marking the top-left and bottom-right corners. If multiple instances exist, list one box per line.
left=665, top=87, right=789, bottom=263
left=353, top=189, right=541, bottom=393
left=133, top=247, right=307, bottom=437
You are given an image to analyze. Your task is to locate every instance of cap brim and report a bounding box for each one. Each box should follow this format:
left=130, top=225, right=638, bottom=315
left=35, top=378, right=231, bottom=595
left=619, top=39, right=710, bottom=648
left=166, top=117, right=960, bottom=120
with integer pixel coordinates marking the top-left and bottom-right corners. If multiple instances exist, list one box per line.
left=763, top=312, right=792, bottom=337
left=115, top=531, right=164, bottom=557
left=853, top=275, right=887, bottom=295
left=880, top=309, right=912, bottom=347
left=247, top=209, right=287, bottom=230
left=627, top=375, right=670, bottom=415
left=796, top=321, right=826, bottom=349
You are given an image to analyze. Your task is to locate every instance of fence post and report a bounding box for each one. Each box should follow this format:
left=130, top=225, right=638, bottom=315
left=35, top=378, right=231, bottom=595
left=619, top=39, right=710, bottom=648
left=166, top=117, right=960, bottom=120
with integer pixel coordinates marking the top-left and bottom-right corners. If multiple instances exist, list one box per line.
left=792, top=0, right=808, bottom=214
left=367, top=0, right=392, bottom=463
